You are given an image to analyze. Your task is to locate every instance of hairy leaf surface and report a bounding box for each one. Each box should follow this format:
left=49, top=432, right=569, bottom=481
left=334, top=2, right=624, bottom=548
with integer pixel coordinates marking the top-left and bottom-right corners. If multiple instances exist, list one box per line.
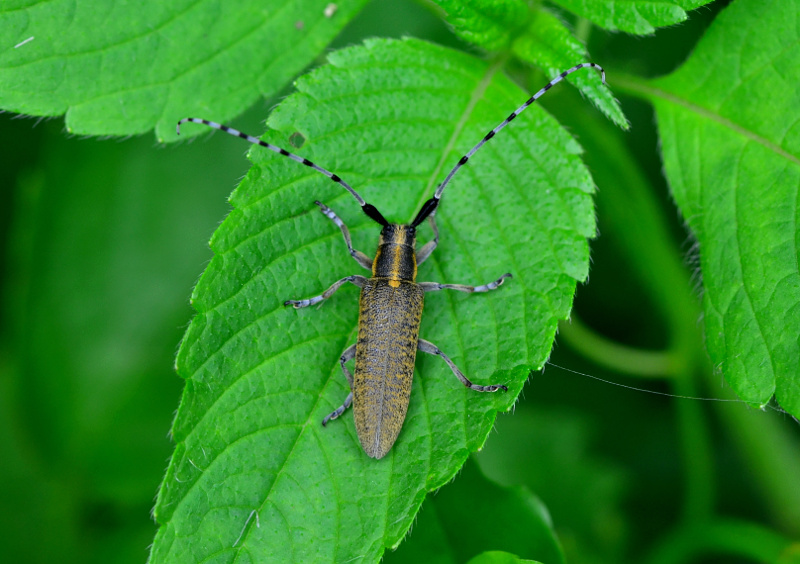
left=0, top=0, right=367, bottom=139
left=432, top=0, right=529, bottom=50
left=511, top=8, right=627, bottom=129
left=430, top=0, right=626, bottom=128
left=548, top=0, right=715, bottom=34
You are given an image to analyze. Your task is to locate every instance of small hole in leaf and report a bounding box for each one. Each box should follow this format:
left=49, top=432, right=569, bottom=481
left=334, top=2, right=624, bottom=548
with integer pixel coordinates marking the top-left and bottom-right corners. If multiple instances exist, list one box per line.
left=289, top=132, right=306, bottom=149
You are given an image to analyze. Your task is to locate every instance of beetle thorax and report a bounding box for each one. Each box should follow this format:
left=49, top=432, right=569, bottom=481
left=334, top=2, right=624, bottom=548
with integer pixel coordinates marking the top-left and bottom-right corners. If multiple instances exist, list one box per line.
left=372, top=224, right=418, bottom=283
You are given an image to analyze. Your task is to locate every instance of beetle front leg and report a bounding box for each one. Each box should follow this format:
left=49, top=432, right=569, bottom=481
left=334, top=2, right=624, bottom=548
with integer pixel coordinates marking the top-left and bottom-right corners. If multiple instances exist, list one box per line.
left=316, top=201, right=373, bottom=270
left=419, top=272, right=512, bottom=294
left=284, top=275, right=367, bottom=308
left=418, top=339, right=507, bottom=392
left=322, top=344, right=356, bottom=426
left=416, top=214, right=440, bottom=265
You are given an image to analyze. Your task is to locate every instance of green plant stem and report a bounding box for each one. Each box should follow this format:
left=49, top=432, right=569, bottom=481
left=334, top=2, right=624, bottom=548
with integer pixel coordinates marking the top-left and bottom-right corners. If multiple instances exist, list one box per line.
left=573, top=18, right=592, bottom=46
left=558, top=317, right=674, bottom=377
left=708, top=384, right=800, bottom=536
left=557, top=322, right=717, bottom=525
left=593, top=145, right=715, bottom=525
left=645, top=518, right=797, bottom=564
left=671, top=361, right=713, bottom=525
left=545, top=85, right=716, bottom=523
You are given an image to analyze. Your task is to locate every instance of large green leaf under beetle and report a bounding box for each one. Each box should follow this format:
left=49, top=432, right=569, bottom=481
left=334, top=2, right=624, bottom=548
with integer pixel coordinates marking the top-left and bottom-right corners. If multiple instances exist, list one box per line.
left=650, top=0, right=800, bottom=417
left=150, top=37, right=598, bottom=563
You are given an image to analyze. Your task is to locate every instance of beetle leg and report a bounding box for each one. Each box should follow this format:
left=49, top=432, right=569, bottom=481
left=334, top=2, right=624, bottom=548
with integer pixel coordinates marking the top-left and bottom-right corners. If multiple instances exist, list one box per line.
left=316, top=201, right=373, bottom=270
left=322, top=392, right=353, bottom=426
left=419, top=272, right=512, bottom=293
left=322, top=344, right=356, bottom=425
left=418, top=339, right=507, bottom=392
left=284, top=275, right=367, bottom=308
left=416, top=214, right=440, bottom=265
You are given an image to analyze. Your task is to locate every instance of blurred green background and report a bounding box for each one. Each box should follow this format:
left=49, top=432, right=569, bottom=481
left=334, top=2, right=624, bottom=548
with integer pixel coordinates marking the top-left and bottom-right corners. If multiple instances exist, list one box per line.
left=2, top=0, right=798, bottom=563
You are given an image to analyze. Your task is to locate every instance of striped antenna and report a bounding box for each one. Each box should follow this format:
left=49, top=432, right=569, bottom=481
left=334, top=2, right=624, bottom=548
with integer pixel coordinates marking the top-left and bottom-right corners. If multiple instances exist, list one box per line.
left=176, top=118, right=368, bottom=208
left=433, top=62, right=605, bottom=201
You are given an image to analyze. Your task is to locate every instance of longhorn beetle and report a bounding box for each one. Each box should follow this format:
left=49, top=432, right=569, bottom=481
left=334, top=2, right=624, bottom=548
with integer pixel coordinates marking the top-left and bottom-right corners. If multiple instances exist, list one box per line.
left=178, top=62, right=605, bottom=459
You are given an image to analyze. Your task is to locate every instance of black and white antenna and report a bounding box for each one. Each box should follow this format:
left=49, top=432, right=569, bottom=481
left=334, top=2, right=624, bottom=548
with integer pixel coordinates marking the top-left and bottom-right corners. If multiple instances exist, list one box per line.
left=433, top=62, right=605, bottom=202
left=177, top=62, right=605, bottom=225
left=176, top=118, right=365, bottom=205
left=176, top=118, right=392, bottom=226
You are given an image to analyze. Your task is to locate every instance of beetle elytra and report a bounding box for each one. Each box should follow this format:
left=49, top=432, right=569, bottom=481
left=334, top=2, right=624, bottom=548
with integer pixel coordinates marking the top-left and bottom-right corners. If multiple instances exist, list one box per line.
left=177, top=62, right=605, bottom=458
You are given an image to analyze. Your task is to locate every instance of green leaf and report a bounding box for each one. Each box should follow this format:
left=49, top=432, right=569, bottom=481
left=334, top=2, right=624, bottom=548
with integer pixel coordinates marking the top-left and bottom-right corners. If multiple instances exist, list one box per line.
left=151, top=37, right=598, bottom=563
left=647, top=0, right=800, bottom=416
left=648, top=519, right=800, bottom=564
left=476, top=408, right=627, bottom=563
left=548, top=0, right=715, bottom=34
left=386, top=458, right=564, bottom=564
left=428, top=0, right=627, bottom=129
left=431, top=0, right=530, bottom=50
left=511, top=9, right=628, bottom=130
left=0, top=0, right=368, bottom=140
left=466, top=551, right=543, bottom=564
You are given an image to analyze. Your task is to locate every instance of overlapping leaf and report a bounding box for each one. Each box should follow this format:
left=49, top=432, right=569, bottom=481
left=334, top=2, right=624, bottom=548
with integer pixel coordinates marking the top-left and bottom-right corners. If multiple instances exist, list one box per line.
left=467, top=553, right=543, bottom=564
left=432, top=0, right=529, bottom=50
left=0, top=0, right=368, bottom=139
left=430, top=0, right=626, bottom=129
left=386, top=459, right=564, bottom=564
left=150, top=37, right=599, bottom=563
left=549, top=0, right=715, bottom=34
left=511, top=8, right=627, bottom=129
left=650, top=0, right=800, bottom=415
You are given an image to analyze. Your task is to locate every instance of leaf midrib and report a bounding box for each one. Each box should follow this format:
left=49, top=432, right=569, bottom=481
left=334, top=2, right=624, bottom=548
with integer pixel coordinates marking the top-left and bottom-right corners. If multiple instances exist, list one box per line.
left=418, top=55, right=509, bottom=208
left=611, top=72, right=800, bottom=168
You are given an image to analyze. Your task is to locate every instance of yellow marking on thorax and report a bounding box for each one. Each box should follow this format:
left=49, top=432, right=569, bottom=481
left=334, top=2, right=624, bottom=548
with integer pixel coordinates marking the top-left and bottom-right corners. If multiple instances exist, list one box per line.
left=372, top=246, right=381, bottom=277
left=384, top=228, right=406, bottom=282
left=389, top=241, right=403, bottom=280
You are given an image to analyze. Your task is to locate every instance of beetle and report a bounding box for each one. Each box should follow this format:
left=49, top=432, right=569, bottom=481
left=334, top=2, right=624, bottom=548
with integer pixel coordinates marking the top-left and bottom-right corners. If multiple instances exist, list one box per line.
left=177, top=62, right=605, bottom=458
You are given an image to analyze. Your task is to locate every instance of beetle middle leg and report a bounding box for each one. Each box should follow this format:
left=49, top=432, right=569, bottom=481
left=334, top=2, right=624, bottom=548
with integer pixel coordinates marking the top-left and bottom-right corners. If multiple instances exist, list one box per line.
left=284, top=275, right=367, bottom=308
left=418, top=339, right=507, bottom=392
left=322, top=344, right=356, bottom=426
left=419, top=272, right=512, bottom=294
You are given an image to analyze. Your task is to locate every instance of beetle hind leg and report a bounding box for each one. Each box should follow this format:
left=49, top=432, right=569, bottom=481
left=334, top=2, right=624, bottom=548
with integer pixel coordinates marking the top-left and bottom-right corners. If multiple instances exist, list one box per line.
left=418, top=338, right=507, bottom=392
left=322, top=344, right=356, bottom=425
left=322, top=392, right=353, bottom=426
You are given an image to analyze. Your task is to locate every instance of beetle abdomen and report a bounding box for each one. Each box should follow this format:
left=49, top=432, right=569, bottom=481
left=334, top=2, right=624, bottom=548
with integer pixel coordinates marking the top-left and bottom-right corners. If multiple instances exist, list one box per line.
left=354, top=278, right=424, bottom=459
